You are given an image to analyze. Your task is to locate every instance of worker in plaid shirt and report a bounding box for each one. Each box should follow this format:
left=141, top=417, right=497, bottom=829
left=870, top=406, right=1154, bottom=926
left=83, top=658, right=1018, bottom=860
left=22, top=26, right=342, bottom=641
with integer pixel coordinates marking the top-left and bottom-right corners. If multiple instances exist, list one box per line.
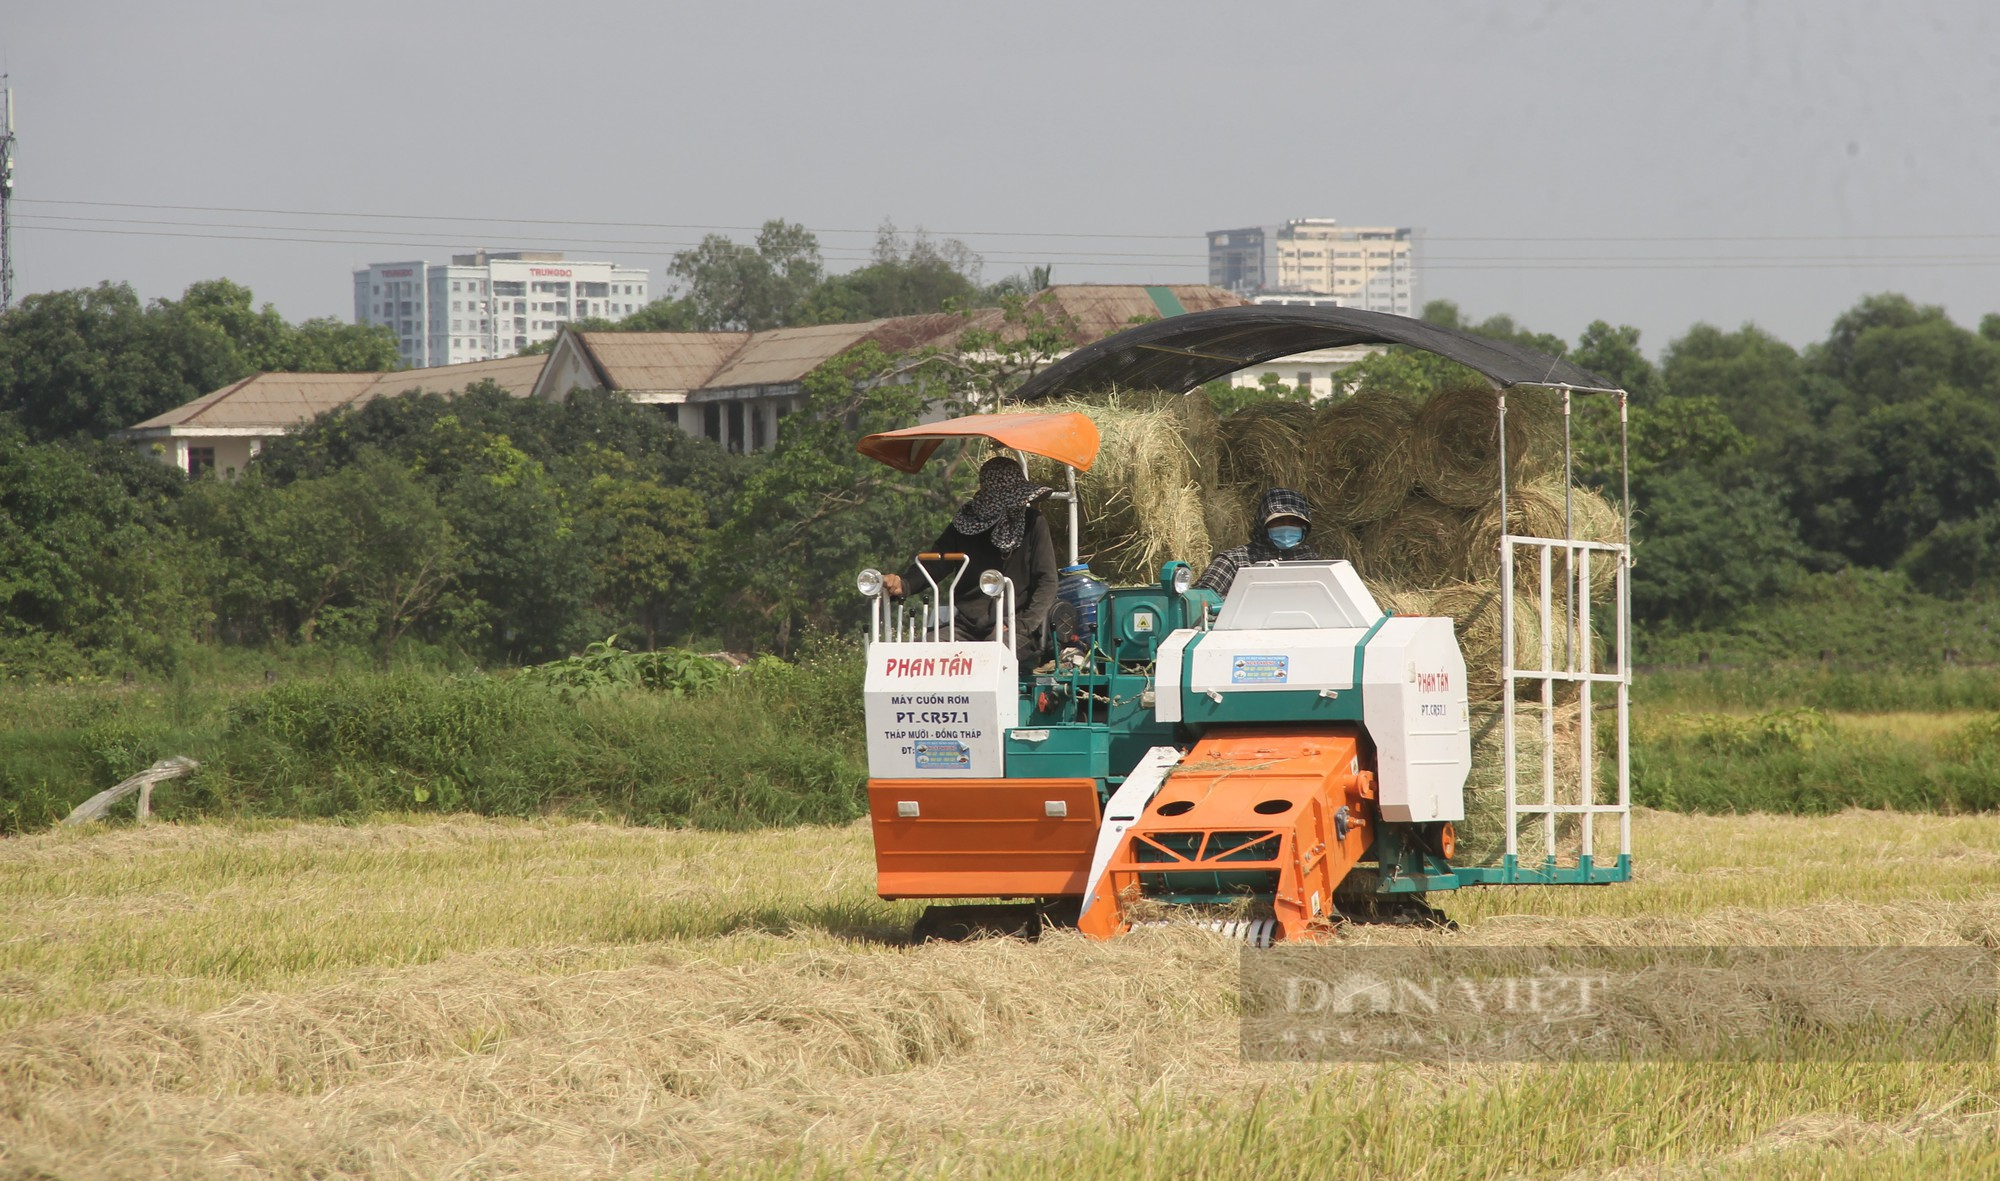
left=1195, top=487, right=1322, bottom=595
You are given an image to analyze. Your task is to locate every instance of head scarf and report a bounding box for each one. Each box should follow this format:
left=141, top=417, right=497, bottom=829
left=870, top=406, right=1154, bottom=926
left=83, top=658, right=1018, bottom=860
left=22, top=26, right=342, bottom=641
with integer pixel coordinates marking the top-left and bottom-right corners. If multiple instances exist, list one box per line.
left=952, top=456, right=1052, bottom=554
left=1252, top=487, right=1313, bottom=544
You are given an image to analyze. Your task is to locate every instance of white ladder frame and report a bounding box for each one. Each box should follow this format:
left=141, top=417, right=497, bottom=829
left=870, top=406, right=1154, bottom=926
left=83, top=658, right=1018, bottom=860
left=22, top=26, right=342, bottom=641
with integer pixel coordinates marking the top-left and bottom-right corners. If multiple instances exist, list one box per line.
left=1496, top=386, right=1633, bottom=874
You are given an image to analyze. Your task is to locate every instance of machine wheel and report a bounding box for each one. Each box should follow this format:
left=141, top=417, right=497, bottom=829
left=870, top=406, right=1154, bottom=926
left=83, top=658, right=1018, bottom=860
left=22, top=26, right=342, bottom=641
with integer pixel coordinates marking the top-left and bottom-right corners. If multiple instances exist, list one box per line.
left=1424, top=822, right=1457, bottom=861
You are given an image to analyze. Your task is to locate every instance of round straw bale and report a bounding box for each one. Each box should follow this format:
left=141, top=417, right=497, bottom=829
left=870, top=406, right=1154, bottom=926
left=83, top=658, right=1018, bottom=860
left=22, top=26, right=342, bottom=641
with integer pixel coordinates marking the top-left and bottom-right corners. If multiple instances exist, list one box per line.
left=1428, top=581, right=1544, bottom=703
left=1367, top=582, right=1435, bottom=618
left=1459, top=698, right=1585, bottom=865
left=1202, top=482, right=1259, bottom=559
left=1462, top=478, right=1570, bottom=582
left=1462, top=482, right=1625, bottom=602
left=1302, top=391, right=1419, bottom=526
left=1218, top=400, right=1315, bottom=492
left=1173, top=388, right=1222, bottom=490
left=1031, top=392, right=1216, bottom=582
left=1311, top=521, right=1362, bottom=572
left=1359, top=496, right=1477, bottom=588
left=1410, top=384, right=1561, bottom=508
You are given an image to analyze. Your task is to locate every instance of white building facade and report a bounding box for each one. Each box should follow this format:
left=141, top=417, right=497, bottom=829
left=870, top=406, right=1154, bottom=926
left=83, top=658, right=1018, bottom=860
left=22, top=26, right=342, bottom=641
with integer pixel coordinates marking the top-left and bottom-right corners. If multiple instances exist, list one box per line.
left=353, top=251, right=650, bottom=368
left=1222, top=344, right=1386, bottom=400
left=1207, top=219, right=1415, bottom=317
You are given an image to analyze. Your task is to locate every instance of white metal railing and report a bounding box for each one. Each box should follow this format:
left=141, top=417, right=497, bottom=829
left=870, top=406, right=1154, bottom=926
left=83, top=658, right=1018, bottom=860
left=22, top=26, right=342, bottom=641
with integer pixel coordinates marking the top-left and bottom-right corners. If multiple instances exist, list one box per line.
left=864, top=555, right=1017, bottom=650
left=1499, top=535, right=1632, bottom=867
left=1495, top=385, right=1633, bottom=874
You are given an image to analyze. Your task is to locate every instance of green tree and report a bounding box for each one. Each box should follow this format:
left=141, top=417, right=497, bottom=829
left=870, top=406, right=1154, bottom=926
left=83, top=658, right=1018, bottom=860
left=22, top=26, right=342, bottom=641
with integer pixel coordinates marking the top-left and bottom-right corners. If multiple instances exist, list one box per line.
left=1206, top=372, right=1312, bottom=416
left=1900, top=508, right=2000, bottom=597
left=1631, top=469, right=1806, bottom=625
left=1570, top=321, right=1659, bottom=404
left=618, top=298, right=703, bottom=332
left=0, top=418, right=198, bottom=671
left=1659, top=323, right=1807, bottom=452
left=1338, top=348, right=1480, bottom=399
left=1806, top=293, right=2000, bottom=416
left=573, top=450, right=714, bottom=646
left=0, top=278, right=396, bottom=442
left=984, top=264, right=1053, bottom=301
left=705, top=342, right=966, bottom=653
left=1786, top=387, right=2000, bottom=569
left=0, top=283, right=162, bottom=440
left=255, top=383, right=745, bottom=658
left=669, top=219, right=825, bottom=331
left=803, top=223, right=983, bottom=322
left=194, top=453, right=463, bottom=652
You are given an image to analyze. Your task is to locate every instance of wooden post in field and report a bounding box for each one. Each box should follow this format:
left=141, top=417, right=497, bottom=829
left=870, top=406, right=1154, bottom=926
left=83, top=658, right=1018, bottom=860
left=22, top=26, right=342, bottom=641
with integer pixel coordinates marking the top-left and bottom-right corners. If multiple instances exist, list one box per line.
left=61, top=757, right=199, bottom=826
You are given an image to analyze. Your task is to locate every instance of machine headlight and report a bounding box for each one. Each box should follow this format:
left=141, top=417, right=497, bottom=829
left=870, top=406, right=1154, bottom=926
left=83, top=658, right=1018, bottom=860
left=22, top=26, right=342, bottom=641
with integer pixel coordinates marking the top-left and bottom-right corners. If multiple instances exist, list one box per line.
left=856, top=568, right=884, bottom=598
left=1171, top=563, right=1194, bottom=595
left=978, top=569, right=1007, bottom=599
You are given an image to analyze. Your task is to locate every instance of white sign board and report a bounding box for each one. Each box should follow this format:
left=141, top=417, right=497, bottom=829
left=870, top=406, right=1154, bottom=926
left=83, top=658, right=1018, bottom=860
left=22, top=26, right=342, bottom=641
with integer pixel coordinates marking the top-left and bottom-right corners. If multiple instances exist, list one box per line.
left=863, top=641, right=1018, bottom=778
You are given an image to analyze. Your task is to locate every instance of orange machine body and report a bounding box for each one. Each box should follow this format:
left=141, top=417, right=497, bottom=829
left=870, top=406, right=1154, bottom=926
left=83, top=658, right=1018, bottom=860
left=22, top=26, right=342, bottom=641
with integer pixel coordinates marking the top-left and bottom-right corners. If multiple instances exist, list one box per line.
left=870, top=727, right=1376, bottom=942
left=868, top=778, right=1101, bottom=898
left=1078, top=727, right=1375, bottom=941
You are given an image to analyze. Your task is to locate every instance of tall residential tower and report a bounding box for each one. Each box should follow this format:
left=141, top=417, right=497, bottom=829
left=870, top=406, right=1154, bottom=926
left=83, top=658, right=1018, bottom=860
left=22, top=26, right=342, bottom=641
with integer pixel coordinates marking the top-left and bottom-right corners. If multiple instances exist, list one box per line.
left=1206, top=218, right=1414, bottom=317
left=354, top=251, right=649, bottom=368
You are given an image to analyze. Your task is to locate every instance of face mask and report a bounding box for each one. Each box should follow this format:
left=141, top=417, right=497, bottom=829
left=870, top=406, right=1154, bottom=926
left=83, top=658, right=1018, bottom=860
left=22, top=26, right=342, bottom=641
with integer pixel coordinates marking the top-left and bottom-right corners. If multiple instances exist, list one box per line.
left=1267, top=525, right=1304, bottom=550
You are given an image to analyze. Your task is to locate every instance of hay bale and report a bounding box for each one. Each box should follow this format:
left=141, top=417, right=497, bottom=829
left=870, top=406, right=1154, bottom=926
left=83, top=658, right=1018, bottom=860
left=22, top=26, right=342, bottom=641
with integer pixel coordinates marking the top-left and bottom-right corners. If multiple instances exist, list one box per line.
left=1366, top=581, right=1434, bottom=618
left=1410, top=384, right=1561, bottom=508
left=1301, top=391, right=1419, bottom=526
left=1464, top=480, right=1626, bottom=603
left=1031, top=392, right=1217, bottom=583
left=1217, top=400, right=1315, bottom=492
left=1460, top=698, right=1589, bottom=865
left=1202, top=482, right=1260, bottom=562
left=1429, top=582, right=1544, bottom=704
left=1461, top=478, right=1566, bottom=582
left=1358, top=496, right=1476, bottom=588
left=1364, top=579, right=1540, bottom=704
left=1311, top=521, right=1363, bottom=571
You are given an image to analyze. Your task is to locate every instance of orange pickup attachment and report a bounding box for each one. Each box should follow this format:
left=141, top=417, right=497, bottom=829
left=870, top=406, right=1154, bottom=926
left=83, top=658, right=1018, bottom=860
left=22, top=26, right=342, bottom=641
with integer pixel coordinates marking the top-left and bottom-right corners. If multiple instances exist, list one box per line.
left=868, top=778, right=1101, bottom=899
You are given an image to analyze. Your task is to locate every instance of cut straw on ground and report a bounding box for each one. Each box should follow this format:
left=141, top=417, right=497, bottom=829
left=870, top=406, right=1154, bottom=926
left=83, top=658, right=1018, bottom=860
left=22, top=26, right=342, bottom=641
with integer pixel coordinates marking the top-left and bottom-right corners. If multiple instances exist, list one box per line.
left=3, top=813, right=1999, bottom=1179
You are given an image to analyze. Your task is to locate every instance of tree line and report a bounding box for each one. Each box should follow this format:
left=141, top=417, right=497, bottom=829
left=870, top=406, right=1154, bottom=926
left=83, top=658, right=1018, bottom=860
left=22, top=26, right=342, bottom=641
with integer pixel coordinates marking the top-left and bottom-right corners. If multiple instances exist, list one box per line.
left=5, top=223, right=2000, bottom=676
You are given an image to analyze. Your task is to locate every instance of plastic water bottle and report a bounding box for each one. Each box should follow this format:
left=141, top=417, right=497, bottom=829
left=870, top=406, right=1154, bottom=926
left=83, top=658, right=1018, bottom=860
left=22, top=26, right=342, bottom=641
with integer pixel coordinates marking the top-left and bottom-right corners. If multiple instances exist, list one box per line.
left=1058, top=563, right=1109, bottom=643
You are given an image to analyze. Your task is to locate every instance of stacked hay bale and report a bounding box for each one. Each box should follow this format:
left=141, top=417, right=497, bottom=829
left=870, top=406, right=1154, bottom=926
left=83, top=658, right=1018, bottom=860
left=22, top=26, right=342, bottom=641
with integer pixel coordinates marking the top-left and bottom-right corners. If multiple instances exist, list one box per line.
left=1027, top=391, right=1221, bottom=585
left=1032, top=380, right=1625, bottom=864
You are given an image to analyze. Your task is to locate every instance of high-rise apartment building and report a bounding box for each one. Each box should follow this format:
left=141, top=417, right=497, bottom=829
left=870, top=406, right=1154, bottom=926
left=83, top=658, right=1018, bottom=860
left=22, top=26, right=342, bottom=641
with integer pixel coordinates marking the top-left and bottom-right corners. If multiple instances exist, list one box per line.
left=353, top=250, right=650, bottom=368
left=1206, top=219, right=1414, bottom=317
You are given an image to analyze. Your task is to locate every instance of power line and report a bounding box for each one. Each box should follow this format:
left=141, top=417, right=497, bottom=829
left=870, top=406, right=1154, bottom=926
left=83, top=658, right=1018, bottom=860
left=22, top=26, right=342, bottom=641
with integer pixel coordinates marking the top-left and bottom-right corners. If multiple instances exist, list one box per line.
left=20, top=220, right=2000, bottom=274
left=11, top=217, right=1200, bottom=266
left=15, top=197, right=1194, bottom=243
left=10, top=222, right=1195, bottom=270
left=30, top=210, right=1992, bottom=267
left=22, top=196, right=2000, bottom=246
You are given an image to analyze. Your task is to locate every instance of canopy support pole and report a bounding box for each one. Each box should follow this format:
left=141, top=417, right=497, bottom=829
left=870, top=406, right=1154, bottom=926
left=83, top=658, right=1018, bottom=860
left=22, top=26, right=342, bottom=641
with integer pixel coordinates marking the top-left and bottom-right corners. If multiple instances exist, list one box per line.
left=1066, top=465, right=1080, bottom=567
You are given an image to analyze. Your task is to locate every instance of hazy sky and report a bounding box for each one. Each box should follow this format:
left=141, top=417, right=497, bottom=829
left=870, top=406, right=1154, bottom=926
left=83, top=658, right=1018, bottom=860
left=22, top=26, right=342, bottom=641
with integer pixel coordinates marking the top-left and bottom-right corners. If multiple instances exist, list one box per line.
left=7, top=1, right=1997, bottom=356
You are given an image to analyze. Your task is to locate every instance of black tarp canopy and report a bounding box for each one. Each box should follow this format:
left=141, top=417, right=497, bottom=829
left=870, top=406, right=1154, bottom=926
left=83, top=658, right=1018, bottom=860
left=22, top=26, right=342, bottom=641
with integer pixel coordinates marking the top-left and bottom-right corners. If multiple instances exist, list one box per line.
left=1010, top=305, right=1621, bottom=402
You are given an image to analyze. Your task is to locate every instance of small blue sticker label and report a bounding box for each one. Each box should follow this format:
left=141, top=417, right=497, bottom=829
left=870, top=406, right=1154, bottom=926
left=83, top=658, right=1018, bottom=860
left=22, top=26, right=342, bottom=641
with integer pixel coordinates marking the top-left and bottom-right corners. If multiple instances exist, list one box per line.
left=914, top=739, right=971, bottom=769
left=1232, top=655, right=1289, bottom=684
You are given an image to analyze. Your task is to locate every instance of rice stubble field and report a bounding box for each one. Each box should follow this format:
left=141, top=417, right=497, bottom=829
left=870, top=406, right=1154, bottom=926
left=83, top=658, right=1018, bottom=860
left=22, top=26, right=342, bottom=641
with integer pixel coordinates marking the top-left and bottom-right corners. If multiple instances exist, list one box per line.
left=4, top=809, right=2000, bottom=1179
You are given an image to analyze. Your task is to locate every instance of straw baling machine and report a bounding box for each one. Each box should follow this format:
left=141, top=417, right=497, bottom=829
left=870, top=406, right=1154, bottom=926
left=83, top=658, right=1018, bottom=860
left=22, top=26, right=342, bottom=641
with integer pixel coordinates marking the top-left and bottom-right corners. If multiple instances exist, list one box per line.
left=853, top=307, right=1635, bottom=945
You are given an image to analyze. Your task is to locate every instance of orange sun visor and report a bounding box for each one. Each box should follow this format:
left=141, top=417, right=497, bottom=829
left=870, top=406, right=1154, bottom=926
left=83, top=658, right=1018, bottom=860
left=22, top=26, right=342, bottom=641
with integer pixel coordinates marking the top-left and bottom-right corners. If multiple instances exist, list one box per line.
left=856, top=412, right=1101, bottom=474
